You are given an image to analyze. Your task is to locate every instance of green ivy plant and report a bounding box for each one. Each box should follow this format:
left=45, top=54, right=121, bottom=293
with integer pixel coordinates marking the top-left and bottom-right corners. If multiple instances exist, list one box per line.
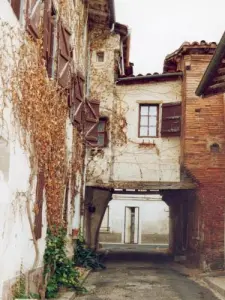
left=43, top=228, right=85, bottom=298
left=12, top=266, right=40, bottom=299
left=74, top=233, right=106, bottom=271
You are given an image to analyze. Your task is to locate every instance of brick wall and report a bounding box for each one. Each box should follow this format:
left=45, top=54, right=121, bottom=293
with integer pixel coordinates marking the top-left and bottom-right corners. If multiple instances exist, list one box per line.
left=182, top=55, right=225, bottom=270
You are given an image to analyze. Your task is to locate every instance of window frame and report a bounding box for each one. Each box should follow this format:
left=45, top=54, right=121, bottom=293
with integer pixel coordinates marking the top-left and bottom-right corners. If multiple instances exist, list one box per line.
left=97, top=117, right=108, bottom=147
left=138, top=104, right=159, bottom=138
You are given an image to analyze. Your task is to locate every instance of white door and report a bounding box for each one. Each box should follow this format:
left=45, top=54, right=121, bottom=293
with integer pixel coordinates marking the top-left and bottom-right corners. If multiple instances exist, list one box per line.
left=124, top=207, right=139, bottom=244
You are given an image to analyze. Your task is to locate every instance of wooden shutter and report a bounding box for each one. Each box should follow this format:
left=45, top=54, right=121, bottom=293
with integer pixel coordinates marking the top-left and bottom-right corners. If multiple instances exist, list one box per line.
left=84, top=99, right=100, bottom=143
left=34, top=172, right=45, bottom=240
left=11, top=0, right=21, bottom=20
left=57, top=21, right=71, bottom=88
left=69, top=73, right=85, bottom=125
left=43, top=0, right=52, bottom=60
left=161, top=102, right=181, bottom=137
left=27, top=0, right=42, bottom=39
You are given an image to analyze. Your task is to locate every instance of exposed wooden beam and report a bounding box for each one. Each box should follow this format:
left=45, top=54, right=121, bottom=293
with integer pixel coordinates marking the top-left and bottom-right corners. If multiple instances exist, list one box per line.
left=87, top=180, right=197, bottom=191
left=88, top=8, right=108, bottom=18
left=207, top=82, right=225, bottom=92
left=212, top=74, right=225, bottom=84
left=217, top=67, right=225, bottom=76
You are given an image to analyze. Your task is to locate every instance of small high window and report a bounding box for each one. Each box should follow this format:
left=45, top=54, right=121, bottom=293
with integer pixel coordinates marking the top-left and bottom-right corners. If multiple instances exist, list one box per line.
left=96, top=52, right=105, bottom=62
left=210, top=143, right=220, bottom=153
left=139, top=104, right=159, bottom=137
left=97, top=118, right=108, bottom=147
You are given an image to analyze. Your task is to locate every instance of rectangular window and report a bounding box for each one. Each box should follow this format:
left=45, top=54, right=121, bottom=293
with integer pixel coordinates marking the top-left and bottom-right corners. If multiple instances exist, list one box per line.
left=96, top=51, right=104, bottom=62
left=139, top=104, right=158, bottom=137
left=97, top=118, right=107, bottom=147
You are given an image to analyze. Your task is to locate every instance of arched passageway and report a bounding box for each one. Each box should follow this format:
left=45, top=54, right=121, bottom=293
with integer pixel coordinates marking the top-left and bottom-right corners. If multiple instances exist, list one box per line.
left=84, top=187, right=196, bottom=264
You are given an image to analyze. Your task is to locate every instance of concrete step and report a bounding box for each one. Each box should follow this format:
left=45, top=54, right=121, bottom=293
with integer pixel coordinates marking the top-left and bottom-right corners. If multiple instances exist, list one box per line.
left=203, top=276, right=225, bottom=299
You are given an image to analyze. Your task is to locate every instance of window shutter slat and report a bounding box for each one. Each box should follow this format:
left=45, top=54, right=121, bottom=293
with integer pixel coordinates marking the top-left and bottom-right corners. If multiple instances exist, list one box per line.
left=57, top=21, right=71, bottom=88
left=69, top=73, right=85, bottom=125
left=34, top=172, right=45, bottom=240
left=84, top=98, right=100, bottom=143
left=27, top=0, right=42, bottom=39
left=43, top=0, right=52, bottom=60
left=11, top=0, right=21, bottom=20
left=161, top=102, right=181, bottom=137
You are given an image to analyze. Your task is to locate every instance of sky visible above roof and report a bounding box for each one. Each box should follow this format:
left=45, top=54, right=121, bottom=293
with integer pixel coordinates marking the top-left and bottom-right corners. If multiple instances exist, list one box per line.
left=115, top=0, right=225, bottom=75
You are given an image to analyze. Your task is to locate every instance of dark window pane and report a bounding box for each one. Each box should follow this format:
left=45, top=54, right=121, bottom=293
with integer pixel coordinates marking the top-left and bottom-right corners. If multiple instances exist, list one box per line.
left=98, top=120, right=105, bottom=132
left=98, top=134, right=105, bottom=146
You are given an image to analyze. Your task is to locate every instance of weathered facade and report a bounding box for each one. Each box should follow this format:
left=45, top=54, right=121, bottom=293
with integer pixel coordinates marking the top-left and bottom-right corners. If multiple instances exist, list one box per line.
left=0, top=0, right=114, bottom=298
left=85, top=37, right=225, bottom=270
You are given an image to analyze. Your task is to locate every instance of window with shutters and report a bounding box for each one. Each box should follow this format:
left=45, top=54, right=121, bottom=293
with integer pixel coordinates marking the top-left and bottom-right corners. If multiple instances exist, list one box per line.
left=69, top=73, right=85, bottom=127
left=43, top=1, right=57, bottom=77
left=84, top=99, right=100, bottom=144
left=97, top=118, right=108, bottom=147
left=9, top=0, right=22, bottom=20
left=27, top=0, right=42, bottom=39
left=139, top=104, right=159, bottom=137
left=57, top=21, right=71, bottom=88
left=161, top=102, right=181, bottom=137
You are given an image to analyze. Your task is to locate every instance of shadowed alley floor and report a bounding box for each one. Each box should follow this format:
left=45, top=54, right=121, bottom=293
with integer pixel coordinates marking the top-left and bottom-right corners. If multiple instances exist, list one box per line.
left=77, top=245, right=220, bottom=300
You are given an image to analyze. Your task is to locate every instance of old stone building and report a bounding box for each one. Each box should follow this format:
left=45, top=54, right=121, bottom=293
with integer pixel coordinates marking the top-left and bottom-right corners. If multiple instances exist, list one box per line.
left=85, top=37, right=225, bottom=270
left=0, top=0, right=115, bottom=298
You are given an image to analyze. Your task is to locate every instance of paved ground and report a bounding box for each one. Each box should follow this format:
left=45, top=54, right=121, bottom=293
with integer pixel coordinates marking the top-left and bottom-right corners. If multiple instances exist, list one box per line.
left=77, top=245, right=219, bottom=300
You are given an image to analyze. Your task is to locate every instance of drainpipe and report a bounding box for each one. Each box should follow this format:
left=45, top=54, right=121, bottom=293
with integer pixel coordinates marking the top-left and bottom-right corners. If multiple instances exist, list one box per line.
left=72, top=176, right=81, bottom=238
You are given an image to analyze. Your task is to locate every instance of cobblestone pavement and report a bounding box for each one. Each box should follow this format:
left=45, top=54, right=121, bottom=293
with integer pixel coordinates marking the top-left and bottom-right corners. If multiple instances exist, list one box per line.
left=77, top=247, right=219, bottom=300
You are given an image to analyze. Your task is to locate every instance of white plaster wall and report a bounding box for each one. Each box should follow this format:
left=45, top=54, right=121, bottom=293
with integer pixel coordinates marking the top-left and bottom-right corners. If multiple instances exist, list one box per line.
left=86, top=29, right=121, bottom=184
left=113, top=81, right=181, bottom=182
left=88, top=79, right=182, bottom=183
left=0, top=2, right=48, bottom=298
left=106, top=195, right=169, bottom=244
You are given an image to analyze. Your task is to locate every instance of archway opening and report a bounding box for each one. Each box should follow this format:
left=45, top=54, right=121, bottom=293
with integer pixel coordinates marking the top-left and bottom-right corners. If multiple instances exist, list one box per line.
left=99, top=193, right=169, bottom=251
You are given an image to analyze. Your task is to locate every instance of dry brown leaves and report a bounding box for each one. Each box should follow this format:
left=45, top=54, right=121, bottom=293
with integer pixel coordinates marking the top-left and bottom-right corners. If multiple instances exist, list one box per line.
left=0, top=23, right=67, bottom=227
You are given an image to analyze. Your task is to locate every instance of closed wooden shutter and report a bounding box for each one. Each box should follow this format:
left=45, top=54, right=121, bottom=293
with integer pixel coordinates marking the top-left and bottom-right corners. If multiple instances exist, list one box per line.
left=34, top=172, right=45, bottom=240
left=84, top=99, right=100, bottom=143
left=43, top=0, right=52, bottom=59
left=57, top=21, right=71, bottom=88
left=11, top=0, right=21, bottom=20
left=27, top=0, right=42, bottom=39
left=43, top=0, right=56, bottom=76
left=161, top=102, right=181, bottom=137
left=69, top=72, right=85, bottom=125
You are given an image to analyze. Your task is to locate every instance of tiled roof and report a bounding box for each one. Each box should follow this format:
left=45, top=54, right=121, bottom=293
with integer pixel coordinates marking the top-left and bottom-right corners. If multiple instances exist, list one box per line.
left=196, top=32, right=225, bottom=97
left=164, top=40, right=217, bottom=72
left=166, top=40, right=217, bottom=61
left=116, top=71, right=183, bottom=85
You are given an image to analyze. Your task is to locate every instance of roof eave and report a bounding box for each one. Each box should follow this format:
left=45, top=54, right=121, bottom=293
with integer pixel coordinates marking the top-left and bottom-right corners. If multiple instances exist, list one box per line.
left=116, top=72, right=183, bottom=85
left=196, top=32, right=225, bottom=97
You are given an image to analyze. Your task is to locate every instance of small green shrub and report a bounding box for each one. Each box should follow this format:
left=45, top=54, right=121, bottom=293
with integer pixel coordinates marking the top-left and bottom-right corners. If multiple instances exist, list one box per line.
left=74, top=234, right=105, bottom=271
